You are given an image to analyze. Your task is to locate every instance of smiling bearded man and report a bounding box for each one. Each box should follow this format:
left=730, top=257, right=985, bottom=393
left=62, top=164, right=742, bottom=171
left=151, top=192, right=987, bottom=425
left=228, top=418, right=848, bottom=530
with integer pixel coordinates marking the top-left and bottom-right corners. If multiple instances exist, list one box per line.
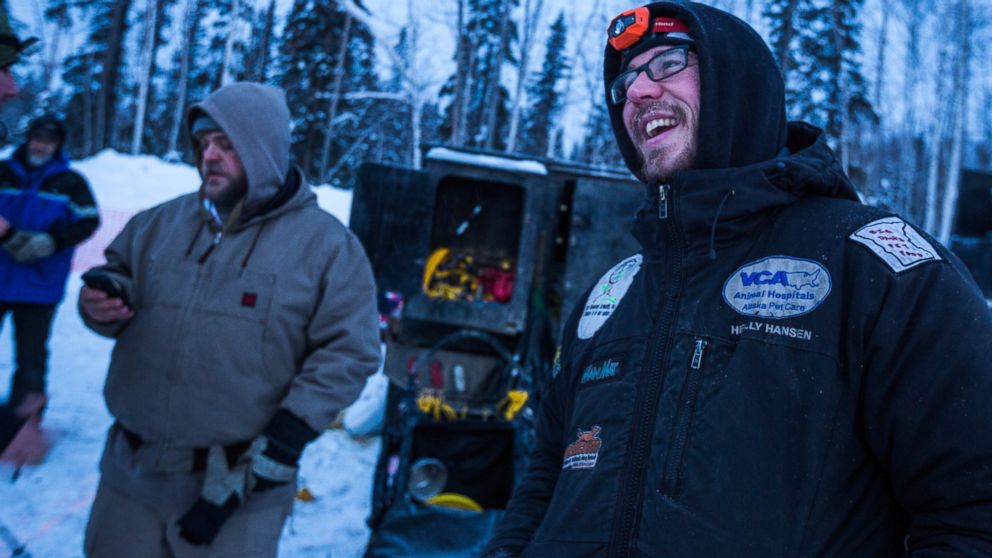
left=481, top=2, right=992, bottom=557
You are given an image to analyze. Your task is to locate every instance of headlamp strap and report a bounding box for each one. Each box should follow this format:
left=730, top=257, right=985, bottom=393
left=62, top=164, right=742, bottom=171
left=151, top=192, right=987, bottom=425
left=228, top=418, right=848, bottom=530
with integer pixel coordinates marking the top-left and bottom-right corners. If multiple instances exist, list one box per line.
left=651, top=17, right=690, bottom=34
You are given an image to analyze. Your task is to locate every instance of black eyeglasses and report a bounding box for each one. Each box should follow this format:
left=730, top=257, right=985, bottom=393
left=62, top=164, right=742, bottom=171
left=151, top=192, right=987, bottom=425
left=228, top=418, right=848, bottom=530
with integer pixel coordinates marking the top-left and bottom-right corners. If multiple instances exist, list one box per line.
left=609, top=45, right=692, bottom=105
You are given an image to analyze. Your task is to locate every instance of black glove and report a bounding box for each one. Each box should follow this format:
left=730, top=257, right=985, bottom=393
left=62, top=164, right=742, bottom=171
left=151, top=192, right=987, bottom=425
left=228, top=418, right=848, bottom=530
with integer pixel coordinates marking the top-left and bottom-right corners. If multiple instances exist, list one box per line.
left=176, top=495, right=239, bottom=546
left=253, top=409, right=319, bottom=490
left=175, top=410, right=318, bottom=546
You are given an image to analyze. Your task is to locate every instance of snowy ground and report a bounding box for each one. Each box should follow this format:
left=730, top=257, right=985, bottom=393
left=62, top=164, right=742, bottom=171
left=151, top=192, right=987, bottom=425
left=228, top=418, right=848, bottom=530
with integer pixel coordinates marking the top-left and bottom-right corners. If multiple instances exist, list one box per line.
left=0, top=151, right=380, bottom=557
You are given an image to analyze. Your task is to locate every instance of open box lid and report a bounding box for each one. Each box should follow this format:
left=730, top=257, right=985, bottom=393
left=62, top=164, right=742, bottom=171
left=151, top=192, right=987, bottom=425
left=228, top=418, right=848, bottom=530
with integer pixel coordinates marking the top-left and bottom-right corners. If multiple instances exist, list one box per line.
left=351, top=163, right=435, bottom=300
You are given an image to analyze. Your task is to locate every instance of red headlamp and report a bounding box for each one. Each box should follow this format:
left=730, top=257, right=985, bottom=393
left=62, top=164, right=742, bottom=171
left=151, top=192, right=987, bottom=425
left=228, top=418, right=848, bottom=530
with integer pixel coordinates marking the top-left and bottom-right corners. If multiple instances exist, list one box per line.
left=608, top=8, right=692, bottom=51
left=608, top=7, right=650, bottom=51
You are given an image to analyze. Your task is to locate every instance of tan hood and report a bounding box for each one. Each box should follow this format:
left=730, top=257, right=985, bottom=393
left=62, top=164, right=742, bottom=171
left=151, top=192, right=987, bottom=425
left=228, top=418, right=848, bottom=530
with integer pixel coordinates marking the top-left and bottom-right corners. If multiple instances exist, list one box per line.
left=187, top=82, right=291, bottom=218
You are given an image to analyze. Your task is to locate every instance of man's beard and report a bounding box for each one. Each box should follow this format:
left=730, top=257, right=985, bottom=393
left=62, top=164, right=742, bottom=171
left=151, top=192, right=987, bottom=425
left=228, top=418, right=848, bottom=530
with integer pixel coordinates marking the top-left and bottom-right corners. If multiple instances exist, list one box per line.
left=203, top=165, right=247, bottom=210
left=634, top=102, right=697, bottom=184
left=27, top=153, right=51, bottom=167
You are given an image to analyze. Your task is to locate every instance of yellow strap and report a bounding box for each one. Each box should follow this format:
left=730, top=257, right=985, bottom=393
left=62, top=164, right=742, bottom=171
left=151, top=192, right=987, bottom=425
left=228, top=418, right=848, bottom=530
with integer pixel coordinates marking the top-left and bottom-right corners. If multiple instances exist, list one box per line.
left=422, top=248, right=451, bottom=293
left=499, top=390, right=529, bottom=420
left=416, top=391, right=460, bottom=421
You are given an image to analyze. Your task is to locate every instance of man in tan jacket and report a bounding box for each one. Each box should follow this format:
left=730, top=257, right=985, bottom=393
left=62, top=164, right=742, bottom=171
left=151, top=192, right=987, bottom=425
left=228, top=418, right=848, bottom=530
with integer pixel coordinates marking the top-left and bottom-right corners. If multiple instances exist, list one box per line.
left=79, top=82, right=381, bottom=557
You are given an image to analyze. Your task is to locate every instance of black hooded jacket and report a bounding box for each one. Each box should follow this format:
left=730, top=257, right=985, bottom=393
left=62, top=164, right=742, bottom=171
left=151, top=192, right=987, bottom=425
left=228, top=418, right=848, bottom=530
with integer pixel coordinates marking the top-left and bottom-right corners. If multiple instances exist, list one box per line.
left=484, top=2, right=992, bottom=557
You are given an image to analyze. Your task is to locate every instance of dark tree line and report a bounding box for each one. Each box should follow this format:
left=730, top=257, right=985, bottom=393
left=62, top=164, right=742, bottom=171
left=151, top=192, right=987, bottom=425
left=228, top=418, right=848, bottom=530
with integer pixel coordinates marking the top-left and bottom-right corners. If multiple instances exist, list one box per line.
left=1, top=0, right=990, bottom=241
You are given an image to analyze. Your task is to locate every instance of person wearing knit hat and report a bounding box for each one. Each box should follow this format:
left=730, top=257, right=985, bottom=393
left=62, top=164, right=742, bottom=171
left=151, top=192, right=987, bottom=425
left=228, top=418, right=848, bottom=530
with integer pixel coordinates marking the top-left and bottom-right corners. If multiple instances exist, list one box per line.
left=0, top=111, right=97, bottom=470
left=78, top=82, right=380, bottom=557
left=483, top=3, right=992, bottom=557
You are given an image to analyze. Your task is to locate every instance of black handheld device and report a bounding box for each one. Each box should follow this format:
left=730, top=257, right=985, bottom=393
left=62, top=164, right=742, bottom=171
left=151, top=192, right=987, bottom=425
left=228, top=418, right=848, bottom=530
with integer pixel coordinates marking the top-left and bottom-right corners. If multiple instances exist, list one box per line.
left=81, top=270, right=130, bottom=307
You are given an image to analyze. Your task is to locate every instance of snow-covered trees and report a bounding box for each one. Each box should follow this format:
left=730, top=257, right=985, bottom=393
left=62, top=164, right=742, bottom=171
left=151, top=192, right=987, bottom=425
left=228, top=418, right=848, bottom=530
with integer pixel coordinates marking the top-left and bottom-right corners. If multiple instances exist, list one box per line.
left=441, top=0, right=520, bottom=150
left=765, top=0, right=871, bottom=171
left=4, top=0, right=989, bottom=215
left=60, top=0, right=133, bottom=154
left=518, top=12, right=567, bottom=157
left=279, top=0, right=376, bottom=185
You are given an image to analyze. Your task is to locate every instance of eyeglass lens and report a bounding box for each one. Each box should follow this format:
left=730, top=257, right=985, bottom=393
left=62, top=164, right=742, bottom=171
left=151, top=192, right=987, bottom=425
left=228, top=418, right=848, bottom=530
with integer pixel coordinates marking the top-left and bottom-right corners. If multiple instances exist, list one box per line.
left=610, top=46, right=689, bottom=105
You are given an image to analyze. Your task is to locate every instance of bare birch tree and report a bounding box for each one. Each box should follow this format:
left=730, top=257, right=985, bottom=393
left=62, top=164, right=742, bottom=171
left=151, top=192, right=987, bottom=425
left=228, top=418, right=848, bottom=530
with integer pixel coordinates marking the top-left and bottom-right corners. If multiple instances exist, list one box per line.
left=557, top=0, right=603, bottom=157
left=220, top=0, right=241, bottom=86
left=317, top=12, right=353, bottom=181
left=938, top=0, right=972, bottom=244
left=451, top=0, right=471, bottom=146
left=342, top=0, right=431, bottom=169
left=167, top=0, right=200, bottom=158
left=505, top=0, right=544, bottom=153
left=131, top=0, right=158, bottom=154
left=898, top=0, right=923, bottom=217
left=923, top=41, right=953, bottom=233
left=95, top=0, right=133, bottom=150
left=830, top=2, right=852, bottom=174
left=483, top=0, right=514, bottom=149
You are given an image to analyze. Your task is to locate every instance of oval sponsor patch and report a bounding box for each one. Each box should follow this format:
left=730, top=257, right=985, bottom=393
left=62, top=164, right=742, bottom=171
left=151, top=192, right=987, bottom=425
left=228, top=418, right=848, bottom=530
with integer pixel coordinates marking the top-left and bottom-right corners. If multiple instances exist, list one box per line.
left=722, top=256, right=831, bottom=319
left=577, top=254, right=642, bottom=339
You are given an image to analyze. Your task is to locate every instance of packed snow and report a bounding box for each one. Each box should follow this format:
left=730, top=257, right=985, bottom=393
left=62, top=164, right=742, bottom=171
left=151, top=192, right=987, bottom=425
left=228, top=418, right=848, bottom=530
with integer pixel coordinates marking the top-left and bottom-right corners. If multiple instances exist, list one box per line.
left=425, top=147, right=549, bottom=176
left=0, top=151, right=381, bottom=557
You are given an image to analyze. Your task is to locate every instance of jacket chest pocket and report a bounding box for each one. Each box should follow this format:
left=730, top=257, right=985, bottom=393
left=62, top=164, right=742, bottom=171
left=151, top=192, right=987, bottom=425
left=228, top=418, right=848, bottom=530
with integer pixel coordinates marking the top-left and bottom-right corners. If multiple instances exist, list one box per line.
left=194, top=268, right=276, bottom=324
left=178, top=269, right=279, bottom=385
left=530, top=340, right=645, bottom=545
left=139, top=261, right=276, bottom=321
left=659, top=333, right=735, bottom=498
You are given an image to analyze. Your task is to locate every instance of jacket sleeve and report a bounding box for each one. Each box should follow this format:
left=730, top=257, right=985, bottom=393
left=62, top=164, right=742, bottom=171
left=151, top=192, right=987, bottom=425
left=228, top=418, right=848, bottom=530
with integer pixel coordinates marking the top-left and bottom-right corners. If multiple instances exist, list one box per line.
left=482, top=305, right=581, bottom=555
left=48, top=171, right=100, bottom=250
left=78, top=212, right=140, bottom=338
left=278, top=230, right=382, bottom=432
left=854, top=248, right=992, bottom=555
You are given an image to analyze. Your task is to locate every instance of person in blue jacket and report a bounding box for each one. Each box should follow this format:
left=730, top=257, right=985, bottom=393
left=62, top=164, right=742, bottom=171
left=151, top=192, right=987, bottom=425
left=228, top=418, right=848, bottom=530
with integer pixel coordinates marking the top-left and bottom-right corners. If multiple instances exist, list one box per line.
left=0, top=114, right=99, bottom=413
left=483, top=2, right=992, bottom=557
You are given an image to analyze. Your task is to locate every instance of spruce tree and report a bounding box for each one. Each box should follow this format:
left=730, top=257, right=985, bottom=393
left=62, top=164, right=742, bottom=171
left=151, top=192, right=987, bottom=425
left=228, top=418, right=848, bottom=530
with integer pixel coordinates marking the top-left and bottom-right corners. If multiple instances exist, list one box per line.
left=793, top=0, right=871, bottom=151
left=571, top=99, right=625, bottom=168
left=187, top=0, right=253, bottom=100
left=763, top=0, right=808, bottom=114
left=519, top=12, right=568, bottom=158
left=440, top=0, right=519, bottom=150
left=241, top=0, right=277, bottom=82
left=277, top=0, right=377, bottom=185
left=60, top=0, right=133, bottom=155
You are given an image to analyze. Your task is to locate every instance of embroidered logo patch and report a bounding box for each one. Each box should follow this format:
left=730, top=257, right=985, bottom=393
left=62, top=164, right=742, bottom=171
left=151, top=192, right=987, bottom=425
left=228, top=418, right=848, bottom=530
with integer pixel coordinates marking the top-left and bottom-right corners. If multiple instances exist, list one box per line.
left=578, top=255, right=643, bottom=339
left=563, top=426, right=603, bottom=470
left=723, top=256, right=832, bottom=319
left=241, top=292, right=258, bottom=308
left=580, top=358, right=622, bottom=386
left=849, top=217, right=941, bottom=273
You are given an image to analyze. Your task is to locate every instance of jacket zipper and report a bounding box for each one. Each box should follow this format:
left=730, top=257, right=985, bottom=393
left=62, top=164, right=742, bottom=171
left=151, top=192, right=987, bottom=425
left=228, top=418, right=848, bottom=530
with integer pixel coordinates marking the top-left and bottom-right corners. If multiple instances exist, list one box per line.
left=658, top=184, right=670, bottom=220
left=164, top=250, right=211, bottom=446
left=662, top=338, right=708, bottom=496
left=608, top=182, right=684, bottom=557
left=197, top=231, right=223, bottom=264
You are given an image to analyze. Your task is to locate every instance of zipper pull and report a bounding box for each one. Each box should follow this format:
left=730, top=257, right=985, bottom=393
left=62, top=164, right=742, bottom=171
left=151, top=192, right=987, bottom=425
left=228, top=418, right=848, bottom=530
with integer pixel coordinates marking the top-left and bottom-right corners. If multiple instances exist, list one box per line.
left=197, top=232, right=223, bottom=264
left=658, top=184, right=670, bottom=220
left=690, top=339, right=707, bottom=370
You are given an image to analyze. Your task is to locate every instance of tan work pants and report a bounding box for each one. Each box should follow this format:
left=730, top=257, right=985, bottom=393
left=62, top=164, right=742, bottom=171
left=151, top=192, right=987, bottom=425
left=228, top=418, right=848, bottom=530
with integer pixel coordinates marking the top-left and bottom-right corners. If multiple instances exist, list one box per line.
left=84, top=425, right=295, bottom=558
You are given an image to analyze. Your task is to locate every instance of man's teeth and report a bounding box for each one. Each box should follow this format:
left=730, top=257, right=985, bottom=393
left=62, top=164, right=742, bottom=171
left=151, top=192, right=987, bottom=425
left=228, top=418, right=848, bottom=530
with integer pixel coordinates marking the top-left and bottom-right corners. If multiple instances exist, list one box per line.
left=646, top=118, right=677, bottom=138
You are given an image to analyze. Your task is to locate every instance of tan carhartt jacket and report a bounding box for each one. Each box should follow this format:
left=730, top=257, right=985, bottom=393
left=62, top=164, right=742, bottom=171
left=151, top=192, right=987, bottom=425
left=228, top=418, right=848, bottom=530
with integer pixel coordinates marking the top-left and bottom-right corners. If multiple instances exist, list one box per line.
left=81, top=83, right=380, bottom=446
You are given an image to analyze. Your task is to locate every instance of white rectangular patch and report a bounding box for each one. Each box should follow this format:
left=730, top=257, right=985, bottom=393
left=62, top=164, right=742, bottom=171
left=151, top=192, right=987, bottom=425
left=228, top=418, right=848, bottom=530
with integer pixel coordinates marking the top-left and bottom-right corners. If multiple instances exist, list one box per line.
left=849, top=217, right=941, bottom=273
